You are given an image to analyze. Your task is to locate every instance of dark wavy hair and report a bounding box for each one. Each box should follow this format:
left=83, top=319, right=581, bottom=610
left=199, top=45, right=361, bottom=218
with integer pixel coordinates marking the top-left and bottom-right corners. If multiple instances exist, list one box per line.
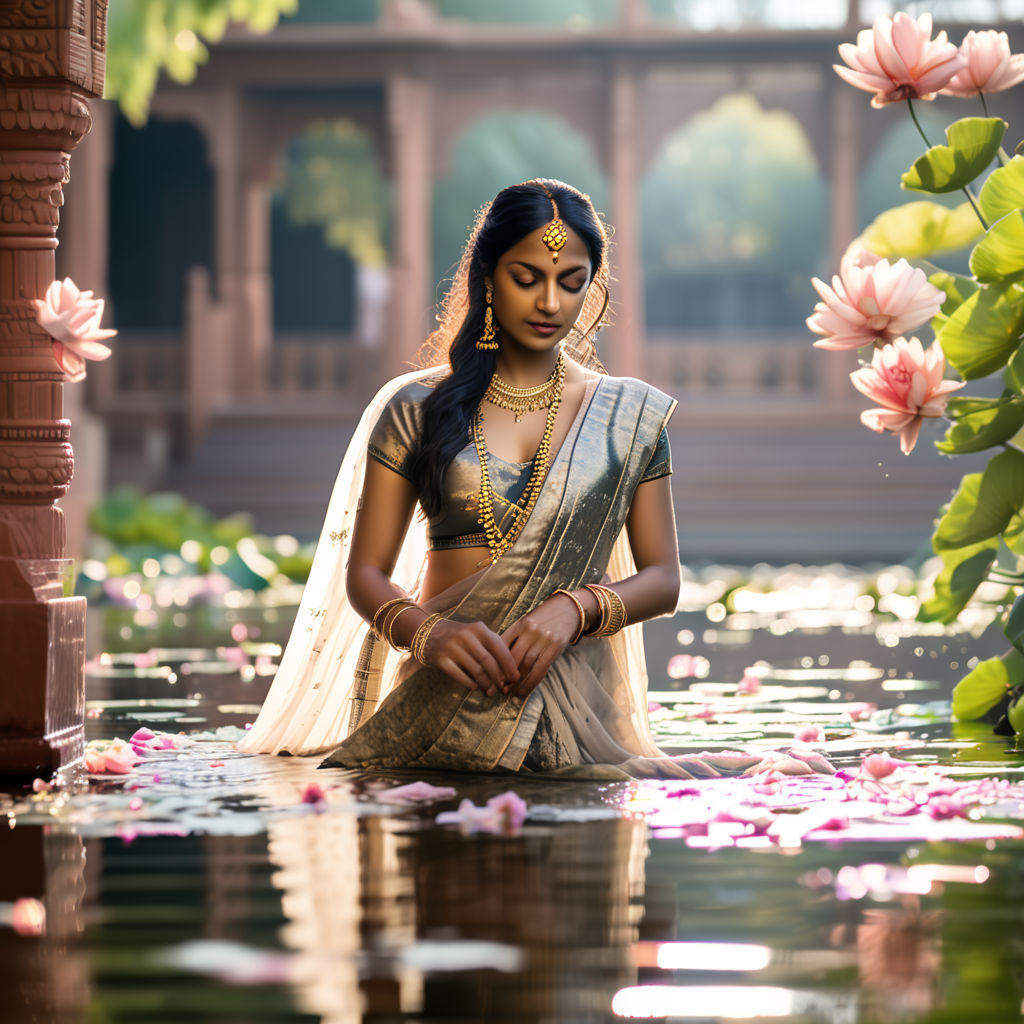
left=407, top=179, right=607, bottom=520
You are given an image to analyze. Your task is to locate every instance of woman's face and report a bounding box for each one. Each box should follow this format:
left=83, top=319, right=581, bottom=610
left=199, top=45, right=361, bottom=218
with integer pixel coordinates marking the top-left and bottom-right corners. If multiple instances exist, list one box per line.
left=487, top=222, right=593, bottom=355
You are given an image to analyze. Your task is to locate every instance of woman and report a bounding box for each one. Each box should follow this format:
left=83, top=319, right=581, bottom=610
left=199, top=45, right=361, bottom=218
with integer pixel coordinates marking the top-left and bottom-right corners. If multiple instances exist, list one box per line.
left=239, top=180, right=815, bottom=780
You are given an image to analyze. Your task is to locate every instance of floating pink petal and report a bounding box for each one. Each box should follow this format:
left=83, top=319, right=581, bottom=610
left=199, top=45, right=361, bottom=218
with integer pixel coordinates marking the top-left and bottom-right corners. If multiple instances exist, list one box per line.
left=795, top=725, right=825, bottom=744
left=375, top=780, right=458, bottom=803
left=435, top=791, right=528, bottom=835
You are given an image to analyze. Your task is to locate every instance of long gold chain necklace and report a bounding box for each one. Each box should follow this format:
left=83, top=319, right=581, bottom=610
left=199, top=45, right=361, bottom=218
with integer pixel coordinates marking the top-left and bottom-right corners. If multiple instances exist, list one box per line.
left=483, top=353, right=564, bottom=423
left=474, top=355, right=565, bottom=564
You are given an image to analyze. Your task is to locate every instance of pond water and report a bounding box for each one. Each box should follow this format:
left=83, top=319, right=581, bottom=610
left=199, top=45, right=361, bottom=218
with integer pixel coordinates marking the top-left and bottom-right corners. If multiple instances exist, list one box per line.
left=3, top=598, right=1023, bottom=1023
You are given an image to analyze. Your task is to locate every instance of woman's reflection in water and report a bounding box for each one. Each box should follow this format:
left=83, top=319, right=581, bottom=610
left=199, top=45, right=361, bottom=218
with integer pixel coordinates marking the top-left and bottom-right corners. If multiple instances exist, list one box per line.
left=268, top=806, right=648, bottom=1022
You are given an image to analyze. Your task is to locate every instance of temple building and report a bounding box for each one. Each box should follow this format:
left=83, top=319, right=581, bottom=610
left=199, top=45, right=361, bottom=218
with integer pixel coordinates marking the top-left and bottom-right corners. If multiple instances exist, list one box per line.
left=56, top=0, right=1023, bottom=560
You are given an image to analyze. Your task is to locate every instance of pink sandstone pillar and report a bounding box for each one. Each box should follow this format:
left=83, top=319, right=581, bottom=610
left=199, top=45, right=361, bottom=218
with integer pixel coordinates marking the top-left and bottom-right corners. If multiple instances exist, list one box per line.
left=0, top=0, right=108, bottom=773
left=387, top=71, right=433, bottom=376
left=608, top=64, right=645, bottom=380
left=824, top=82, right=860, bottom=405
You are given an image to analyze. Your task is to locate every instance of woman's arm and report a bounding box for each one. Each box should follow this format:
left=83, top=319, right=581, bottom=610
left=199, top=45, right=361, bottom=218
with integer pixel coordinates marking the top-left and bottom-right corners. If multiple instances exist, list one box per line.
left=346, top=459, right=519, bottom=695
left=501, top=473, right=680, bottom=697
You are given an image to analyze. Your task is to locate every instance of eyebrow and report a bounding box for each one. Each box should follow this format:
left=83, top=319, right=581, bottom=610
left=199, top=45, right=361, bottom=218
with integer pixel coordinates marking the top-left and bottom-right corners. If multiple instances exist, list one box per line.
left=509, top=260, right=590, bottom=277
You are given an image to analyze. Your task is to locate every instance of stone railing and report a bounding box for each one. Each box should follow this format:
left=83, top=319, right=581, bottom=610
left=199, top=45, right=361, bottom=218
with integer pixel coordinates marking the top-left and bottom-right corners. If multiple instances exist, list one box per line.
left=644, top=333, right=834, bottom=404
left=268, top=333, right=368, bottom=395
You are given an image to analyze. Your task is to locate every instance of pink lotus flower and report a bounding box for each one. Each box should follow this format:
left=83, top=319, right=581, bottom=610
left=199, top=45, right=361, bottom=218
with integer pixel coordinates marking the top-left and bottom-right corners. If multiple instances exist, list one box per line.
left=11, top=898, right=45, bottom=936
left=834, top=12, right=966, bottom=108
left=851, top=336, right=965, bottom=455
left=941, top=30, right=1024, bottom=97
left=32, top=277, right=116, bottom=383
left=84, top=738, right=142, bottom=775
left=808, top=255, right=945, bottom=351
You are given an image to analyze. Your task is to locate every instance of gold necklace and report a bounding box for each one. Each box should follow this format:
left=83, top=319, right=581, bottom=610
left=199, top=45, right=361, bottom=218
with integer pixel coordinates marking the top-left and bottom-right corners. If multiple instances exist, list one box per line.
left=484, top=353, right=564, bottom=423
left=474, top=355, right=565, bottom=564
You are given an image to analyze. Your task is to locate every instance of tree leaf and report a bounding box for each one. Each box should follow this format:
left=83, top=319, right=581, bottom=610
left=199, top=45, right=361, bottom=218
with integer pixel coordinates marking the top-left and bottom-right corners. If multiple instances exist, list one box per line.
left=933, top=450, right=1024, bottom=550
left=951, top=650, right=1023, bottom=720
left=970, top=210, right=1024, bottom=284
left=979, top=154, right=1024, bottom=223
left=859, top=202, right=983, bottom=260
left=937, top=284, right=1024, bottom=379
left=1006, top=593, right=1024, bottom=654
left=936, top=398, right=1024, bottom=454
left=918, top=537, right=999, bottom=622
left=902, top=117, right=1006, bottom=194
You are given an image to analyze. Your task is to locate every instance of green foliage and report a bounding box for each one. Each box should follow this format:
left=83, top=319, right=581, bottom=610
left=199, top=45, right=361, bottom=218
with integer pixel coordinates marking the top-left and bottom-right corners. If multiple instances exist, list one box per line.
left=937, top=284, right=1024, bottom=380
left=105, top=0, right=297, bottom=124
left=979, top=155, right=1024, bottom=223
left=88, top=486, right=312, bottom=589
left=937, top=396, right=1024, bottom=454
left=901, top=117, right=1006, bottom=194
left=918, top=537, right=999, bottom=623
left=929, top=270, right=979, bottom=330
left=970, top=209, right=1024, bottom=283
left=860, top=201, right=983, bottom=260
left=933, top=451, right=1024, bottom=551
left=951, top=649, right=1021, bottom=720
left=642, top=93, right=825, bottom=274
left=276, top=121, right=389, bottom=266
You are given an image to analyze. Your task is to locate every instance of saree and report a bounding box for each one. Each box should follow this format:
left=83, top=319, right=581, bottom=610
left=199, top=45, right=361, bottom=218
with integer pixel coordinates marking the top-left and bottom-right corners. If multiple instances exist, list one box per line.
left=317, top=372, right=707, bottom=778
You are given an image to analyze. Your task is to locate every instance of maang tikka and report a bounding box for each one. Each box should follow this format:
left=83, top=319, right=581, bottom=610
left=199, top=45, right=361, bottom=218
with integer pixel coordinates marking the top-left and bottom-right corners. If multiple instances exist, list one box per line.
left=477, top=283, right=498, bottom=350
left=540, top=189, right=568, bottom=264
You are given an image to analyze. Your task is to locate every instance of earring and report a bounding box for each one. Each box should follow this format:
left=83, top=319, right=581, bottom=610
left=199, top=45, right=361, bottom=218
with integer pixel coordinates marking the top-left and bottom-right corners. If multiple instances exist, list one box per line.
left=477, top=286, right=498, bottom=350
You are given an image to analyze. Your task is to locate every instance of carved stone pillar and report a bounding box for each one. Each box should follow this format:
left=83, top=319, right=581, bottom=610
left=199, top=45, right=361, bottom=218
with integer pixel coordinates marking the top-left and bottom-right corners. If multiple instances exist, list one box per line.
left=0, top=0, right=107, bottom=773
left=825, top=81, right=860, bottom=405
left=387, top=70, right=433, bottom=376
left=607, top=63, right=645, bottom=379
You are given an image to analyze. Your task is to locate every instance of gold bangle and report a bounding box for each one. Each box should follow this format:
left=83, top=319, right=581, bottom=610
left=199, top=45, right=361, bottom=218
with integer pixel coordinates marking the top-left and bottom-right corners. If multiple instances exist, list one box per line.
left=552, top=588, right=586, bottom=645
left=583, top=583, right=610, bottom=636
left=372, top=596, right=413, bottom=638
left=384, top=603, right=419, bottom=652
left=586, top=584, right=627, bottom=637
left=410, top=612, right=443, bottom=664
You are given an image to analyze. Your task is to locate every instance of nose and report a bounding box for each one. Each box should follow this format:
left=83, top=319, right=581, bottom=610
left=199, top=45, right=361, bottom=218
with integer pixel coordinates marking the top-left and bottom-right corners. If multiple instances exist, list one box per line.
left=538, top=277, right=560, bottom=316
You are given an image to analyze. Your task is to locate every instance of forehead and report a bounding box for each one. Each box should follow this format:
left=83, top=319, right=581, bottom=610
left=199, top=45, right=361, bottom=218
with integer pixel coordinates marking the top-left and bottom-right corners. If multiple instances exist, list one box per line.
left=498, top=222, right=592, bottom=271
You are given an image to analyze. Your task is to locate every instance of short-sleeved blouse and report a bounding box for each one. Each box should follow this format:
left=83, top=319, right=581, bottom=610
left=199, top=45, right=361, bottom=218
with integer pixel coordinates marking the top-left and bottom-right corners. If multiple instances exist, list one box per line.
left=368, top=378, right=671, bottom=550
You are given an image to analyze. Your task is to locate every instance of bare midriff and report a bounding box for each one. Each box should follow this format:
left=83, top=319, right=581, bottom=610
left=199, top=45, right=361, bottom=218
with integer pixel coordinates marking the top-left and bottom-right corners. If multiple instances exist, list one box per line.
left=419, top=548, right=492, bottom=604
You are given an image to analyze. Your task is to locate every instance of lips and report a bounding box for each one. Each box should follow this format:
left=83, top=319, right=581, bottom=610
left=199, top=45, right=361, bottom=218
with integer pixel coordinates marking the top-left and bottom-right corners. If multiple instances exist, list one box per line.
left=528, top=322, right=560, bottom=335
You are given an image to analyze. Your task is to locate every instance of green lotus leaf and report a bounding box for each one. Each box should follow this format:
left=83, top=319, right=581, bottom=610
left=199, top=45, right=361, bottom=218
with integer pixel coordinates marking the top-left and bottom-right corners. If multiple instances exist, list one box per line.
left=860, top=202, right=983, bottom=260
left=937, top=397, right=1024, bottom=454
left=951, top=649, right=1023, bottom=720
left=970, top=210, right=1024, bottom=284
left=902, top=117, right=1006, bottom=194
left=917, top=536, right=999, bottom=623
left=933, top=449, right=1024, bottom=550
left=938, top=284, right=1024, bottom=379
left=979, top=155, right=1024, bottom=223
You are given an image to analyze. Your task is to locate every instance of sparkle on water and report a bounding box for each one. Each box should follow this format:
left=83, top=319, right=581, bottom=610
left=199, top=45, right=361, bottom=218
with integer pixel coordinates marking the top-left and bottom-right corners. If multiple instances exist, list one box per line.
left=3, top=563, right=1023, bottom=1023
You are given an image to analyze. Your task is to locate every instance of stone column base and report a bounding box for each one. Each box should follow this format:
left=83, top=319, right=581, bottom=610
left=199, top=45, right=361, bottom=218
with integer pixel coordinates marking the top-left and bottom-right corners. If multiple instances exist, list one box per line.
left=0, top=596, right=86, bottom=775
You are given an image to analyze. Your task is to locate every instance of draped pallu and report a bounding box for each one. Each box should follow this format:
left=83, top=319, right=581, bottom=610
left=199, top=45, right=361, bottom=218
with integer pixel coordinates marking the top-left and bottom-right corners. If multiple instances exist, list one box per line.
left=240, top=368, right=694, bottom=778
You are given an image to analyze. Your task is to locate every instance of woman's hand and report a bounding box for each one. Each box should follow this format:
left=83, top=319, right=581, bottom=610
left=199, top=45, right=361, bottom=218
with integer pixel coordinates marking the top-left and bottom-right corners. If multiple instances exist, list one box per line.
left=422, top=619, right=520, bottom=697
left=500, top=592, right=587, bottom=698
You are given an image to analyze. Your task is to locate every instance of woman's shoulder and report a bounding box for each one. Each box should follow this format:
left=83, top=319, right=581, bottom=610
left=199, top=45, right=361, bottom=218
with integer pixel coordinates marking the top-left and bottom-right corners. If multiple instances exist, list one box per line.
left=374, top=366, right=448, bottom=410
left=593, top=372, right=675, bottom=413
